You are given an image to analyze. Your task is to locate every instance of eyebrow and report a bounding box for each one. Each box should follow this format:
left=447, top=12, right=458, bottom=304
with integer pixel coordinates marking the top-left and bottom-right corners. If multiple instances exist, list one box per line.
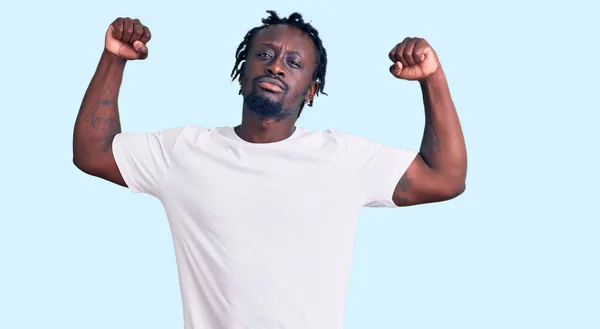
left=259, top=42, right=303, bottom=58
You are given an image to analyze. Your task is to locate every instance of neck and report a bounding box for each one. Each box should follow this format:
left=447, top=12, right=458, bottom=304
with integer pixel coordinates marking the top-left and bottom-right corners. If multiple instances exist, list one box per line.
left=235, top=108, right=297, bottom=143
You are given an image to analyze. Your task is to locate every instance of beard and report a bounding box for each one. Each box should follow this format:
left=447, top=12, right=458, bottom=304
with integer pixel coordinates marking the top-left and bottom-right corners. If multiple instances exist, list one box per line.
left=243, top=81, right=296, bottom=121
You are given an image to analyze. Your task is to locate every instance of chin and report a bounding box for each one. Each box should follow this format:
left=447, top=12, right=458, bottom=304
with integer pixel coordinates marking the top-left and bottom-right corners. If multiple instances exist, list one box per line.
left=244, top=90, right=293, bottom=121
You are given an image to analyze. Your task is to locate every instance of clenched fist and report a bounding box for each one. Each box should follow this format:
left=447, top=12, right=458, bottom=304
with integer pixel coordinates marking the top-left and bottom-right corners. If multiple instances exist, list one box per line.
left=389, top=37, right=440, bottom=81
left=105, top=17, right=152, bottom=60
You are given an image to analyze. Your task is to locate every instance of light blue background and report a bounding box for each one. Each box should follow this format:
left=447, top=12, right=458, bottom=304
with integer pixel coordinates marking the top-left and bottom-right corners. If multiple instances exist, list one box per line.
left=1, top=0, right=598, bottom=328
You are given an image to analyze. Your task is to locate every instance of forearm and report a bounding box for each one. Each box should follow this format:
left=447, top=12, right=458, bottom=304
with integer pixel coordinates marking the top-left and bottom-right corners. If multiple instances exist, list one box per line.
left=418, top=68, right=467, bottom=186
left=73, top=50, right=126, bottom=167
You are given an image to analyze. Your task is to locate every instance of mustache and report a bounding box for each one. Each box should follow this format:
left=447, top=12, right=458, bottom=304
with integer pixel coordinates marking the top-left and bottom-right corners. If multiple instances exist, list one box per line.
left=252, top=74, right=288, bottom=90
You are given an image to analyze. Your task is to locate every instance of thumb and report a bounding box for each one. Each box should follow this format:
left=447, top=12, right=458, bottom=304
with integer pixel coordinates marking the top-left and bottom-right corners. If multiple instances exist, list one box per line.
left=133, top=40, right=149, bottom=59
left=389, top=61, right=403, bottom=76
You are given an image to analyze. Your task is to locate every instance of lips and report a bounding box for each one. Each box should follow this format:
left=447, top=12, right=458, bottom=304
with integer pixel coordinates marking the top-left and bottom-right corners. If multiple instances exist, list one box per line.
left=257, top=77, right=285, bottom=91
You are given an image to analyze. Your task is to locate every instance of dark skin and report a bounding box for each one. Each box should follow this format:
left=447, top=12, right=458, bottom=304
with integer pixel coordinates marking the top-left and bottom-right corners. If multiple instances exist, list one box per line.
left=73, top=18, right=467, bottom=207
left=388, top=37, right=467, bottom=206
left=72, top=17, right=150, bottom=187
left=235, top=24, right=318, bottom=143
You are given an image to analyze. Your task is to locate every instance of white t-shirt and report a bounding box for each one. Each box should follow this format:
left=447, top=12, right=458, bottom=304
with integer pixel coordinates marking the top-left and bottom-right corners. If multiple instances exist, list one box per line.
left=112, top=125, right=417, bottom=329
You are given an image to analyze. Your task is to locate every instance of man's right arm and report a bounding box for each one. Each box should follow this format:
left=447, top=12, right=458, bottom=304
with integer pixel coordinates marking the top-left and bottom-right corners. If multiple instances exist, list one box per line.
left=73, top=49, right=127, bottom=186
left=72, top=17, right=151, bottom=187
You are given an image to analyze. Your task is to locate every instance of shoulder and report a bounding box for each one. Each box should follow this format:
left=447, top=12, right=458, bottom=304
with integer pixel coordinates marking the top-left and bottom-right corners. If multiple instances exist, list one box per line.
left=165, top=124, right=212, bottom=144
left=152, top=124, right=212, bottom=147
left=297, top=127, right=353, bottom=142
left=311, top=128, right=381, bottom=150
left=117, top=124, right=209, bottom=140
left=291, top=127, right=399, bottom=152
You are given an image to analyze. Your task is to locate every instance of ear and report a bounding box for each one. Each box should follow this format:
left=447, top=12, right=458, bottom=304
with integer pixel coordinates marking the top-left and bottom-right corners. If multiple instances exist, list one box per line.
left=304, top=81, right=318, bottom=104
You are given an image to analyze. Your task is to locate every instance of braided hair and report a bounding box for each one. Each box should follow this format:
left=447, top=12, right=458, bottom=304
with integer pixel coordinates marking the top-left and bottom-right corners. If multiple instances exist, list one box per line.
left=230, top=10, right=328, bottom=117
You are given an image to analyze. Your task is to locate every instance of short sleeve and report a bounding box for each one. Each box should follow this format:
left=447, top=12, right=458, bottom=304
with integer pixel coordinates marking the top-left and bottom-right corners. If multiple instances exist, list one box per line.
left=344, top=133, right=418, bottom=208
left=112, top=126, right=188, bottom=197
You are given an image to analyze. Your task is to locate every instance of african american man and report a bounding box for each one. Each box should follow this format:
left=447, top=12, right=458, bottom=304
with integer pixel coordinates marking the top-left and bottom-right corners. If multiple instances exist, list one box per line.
left=72, top=10, right=467, bottom=329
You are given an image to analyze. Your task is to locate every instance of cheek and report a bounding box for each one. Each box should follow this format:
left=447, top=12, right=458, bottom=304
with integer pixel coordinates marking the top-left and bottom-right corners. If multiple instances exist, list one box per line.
left=240, top=73, right=253, bottom=94
left=295, top=81, right=312, bottom=98
left=241, top=62, right=265, bottom=90
left=287, top=87, right=308, bottom=105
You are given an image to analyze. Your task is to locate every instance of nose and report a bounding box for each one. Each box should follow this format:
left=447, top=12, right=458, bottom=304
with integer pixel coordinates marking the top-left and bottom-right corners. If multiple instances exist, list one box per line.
left=265, top=58, right=285, bottom=77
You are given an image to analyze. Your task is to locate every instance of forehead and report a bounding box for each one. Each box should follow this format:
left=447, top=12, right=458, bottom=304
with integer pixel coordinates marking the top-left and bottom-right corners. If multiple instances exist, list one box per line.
left=251, top=24, right=317, bottom=58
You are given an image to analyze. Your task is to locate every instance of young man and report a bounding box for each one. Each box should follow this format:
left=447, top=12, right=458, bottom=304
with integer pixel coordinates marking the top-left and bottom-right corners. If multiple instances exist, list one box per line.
left=73, top=10, right=467, bottom=329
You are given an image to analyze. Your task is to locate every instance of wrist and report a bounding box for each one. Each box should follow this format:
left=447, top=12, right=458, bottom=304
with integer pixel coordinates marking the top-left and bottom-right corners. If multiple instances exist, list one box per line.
left=419, top=67, right=445, bottom=86
left=101, top=49, right=127, bottom=66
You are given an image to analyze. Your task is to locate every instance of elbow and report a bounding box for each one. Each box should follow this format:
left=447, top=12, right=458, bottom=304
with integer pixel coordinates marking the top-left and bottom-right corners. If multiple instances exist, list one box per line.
left=73, top=137, right=114, bottom=176
left=439, top=175, right=466, bottom=201
left=73, top=154, right=99, bottom=176
left=450, top=181, right=466, bottom=198
left=441, top=164, right=467, bottom=200
left=73, top=155, right=90, bottom=174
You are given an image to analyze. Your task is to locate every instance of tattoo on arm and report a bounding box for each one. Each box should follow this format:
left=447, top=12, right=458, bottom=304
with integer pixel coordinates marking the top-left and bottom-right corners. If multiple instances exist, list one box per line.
left=84, top=86, right=119, bottom=133
left=393, top=173, right=412, bottom=206
left=421, top=123, right=440, bottom=161
left=83, top=86, right=120, bottom=152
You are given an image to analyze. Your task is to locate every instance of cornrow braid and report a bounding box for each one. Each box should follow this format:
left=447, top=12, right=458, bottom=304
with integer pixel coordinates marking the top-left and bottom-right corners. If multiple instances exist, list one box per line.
left=230, top=10, right=328, bottom=117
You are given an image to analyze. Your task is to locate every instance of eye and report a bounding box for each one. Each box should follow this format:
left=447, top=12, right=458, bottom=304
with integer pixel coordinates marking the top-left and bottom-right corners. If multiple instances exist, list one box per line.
left=258, top=52, right=272, bottom=58
left=287, top=60, right=301, bottom=68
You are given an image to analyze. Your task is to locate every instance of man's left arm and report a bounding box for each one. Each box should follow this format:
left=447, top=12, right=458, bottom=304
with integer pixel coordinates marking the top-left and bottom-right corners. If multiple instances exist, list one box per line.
left=388, top=37, right=467, bottom=207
